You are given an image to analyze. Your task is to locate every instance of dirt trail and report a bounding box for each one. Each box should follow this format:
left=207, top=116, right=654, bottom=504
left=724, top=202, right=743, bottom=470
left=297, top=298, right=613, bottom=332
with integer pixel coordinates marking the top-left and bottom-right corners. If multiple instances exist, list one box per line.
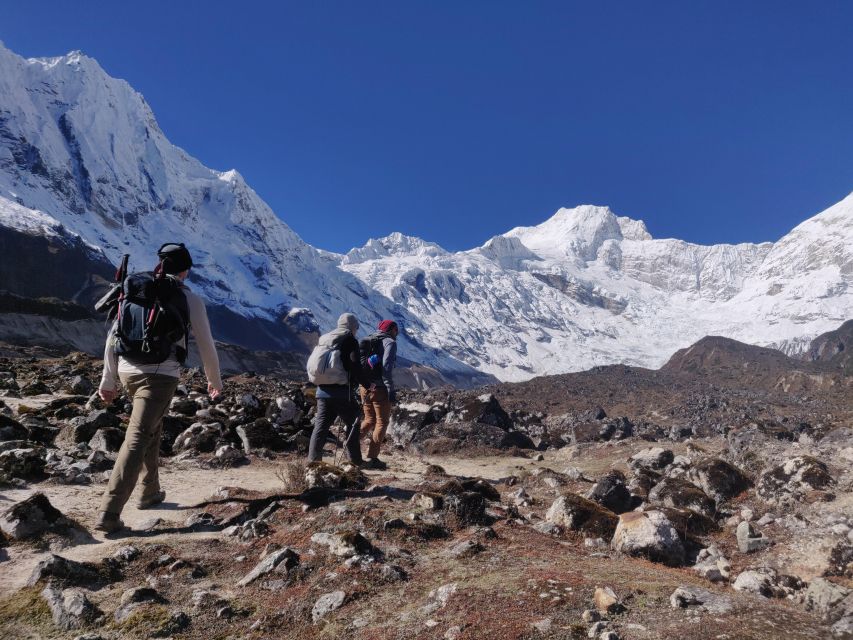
left=0, top=440, right=715, bottom=599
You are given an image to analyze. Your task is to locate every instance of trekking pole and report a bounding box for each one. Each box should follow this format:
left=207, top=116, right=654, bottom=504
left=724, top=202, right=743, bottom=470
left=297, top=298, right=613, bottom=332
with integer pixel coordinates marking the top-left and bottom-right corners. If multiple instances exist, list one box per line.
left=332, top=419, right=342, bottom=467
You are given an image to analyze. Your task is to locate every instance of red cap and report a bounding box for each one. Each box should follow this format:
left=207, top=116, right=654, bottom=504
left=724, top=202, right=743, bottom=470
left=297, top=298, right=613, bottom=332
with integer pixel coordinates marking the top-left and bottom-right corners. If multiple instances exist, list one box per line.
left=378, top=320, right=398, bottom=333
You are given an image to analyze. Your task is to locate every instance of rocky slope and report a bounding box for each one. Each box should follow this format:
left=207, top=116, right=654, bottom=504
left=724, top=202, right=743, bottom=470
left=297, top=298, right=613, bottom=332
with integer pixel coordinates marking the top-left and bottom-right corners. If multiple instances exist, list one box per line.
left=0, top=323, right=851, bottom=638
left=0, top=41, right=850, bottom=384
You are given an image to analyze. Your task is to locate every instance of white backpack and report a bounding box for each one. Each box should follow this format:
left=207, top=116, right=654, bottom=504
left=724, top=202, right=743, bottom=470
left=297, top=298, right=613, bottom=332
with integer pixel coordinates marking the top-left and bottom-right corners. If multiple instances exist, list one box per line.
left=306, top=334, right=349, bottom=385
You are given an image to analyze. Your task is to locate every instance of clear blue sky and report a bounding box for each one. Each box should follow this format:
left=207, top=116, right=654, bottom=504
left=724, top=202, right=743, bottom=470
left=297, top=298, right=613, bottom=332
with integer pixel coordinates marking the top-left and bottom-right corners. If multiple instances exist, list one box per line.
left=3, top=1, right=852, bottom=253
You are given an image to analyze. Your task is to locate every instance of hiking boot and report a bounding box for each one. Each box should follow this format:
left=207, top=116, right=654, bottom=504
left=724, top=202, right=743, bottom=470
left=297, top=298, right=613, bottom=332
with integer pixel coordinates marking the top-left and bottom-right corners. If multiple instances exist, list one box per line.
left=95, top=512, right=125, bottom=534
left=366, top=458, right=388, bottom=470
left=137, top=490, right=166, bottom=509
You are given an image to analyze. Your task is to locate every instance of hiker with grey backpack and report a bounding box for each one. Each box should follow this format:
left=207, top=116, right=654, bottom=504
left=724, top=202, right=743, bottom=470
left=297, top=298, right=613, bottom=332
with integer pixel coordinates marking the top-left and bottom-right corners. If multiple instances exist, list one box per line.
left=306, top=312, right=366, bottom=465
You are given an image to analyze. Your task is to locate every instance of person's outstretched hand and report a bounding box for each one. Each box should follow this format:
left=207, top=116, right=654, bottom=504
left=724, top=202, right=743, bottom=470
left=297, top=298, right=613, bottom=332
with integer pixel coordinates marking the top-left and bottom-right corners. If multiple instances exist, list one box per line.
left=99, top=388, right=117, bottom=404
left=208, top=382, right=221, bottom=400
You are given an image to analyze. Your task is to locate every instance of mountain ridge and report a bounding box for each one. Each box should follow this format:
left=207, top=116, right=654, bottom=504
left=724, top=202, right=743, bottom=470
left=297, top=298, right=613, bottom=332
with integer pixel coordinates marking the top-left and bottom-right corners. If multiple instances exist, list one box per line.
left=0, top=42, right=850, bottom=383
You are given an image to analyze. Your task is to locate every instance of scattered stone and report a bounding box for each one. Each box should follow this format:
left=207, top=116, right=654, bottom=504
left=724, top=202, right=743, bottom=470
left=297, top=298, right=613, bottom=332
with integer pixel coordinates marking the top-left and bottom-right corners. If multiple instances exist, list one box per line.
left=801, top=578, right=851, bottom=621
left=237, top=548, right=299, bottom=586
left=593, top=586, right=624, bottom=614
left=693, top=545, right=731, bottom=582
left=588, top=621, right=608, bottom=637
left=311, top=531, right=372, bottom=558
left=0, top=445, right=46, bottom=482
left=312, top=590, right=346, bottom=623
left=670, top=585, right=733, bottom=614
left=446, top=539, right=484, bottom=558
left=736, top=520, right=770, bottom=554
left=581, top=609, right=601, bottom=623
left=612, top=510, right=685, bottom=567
left=114, top=586, right=166, bottom=622
left=305, top=461, right=369, bottom=490
left=111, top=546, right=140, bottom=564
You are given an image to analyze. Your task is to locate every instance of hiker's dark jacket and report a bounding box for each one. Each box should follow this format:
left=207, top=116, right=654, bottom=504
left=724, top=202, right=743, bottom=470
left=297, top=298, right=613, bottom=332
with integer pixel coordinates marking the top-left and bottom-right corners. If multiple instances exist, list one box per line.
left=316, top=333, right=364, bottom=401
left=362, top=331, right=397, bottom=401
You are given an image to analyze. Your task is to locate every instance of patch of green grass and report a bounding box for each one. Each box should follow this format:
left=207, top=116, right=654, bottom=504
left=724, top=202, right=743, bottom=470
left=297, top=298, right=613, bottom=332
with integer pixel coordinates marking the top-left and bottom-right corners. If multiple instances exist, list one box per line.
left=0, top=586, right=54, bottom=634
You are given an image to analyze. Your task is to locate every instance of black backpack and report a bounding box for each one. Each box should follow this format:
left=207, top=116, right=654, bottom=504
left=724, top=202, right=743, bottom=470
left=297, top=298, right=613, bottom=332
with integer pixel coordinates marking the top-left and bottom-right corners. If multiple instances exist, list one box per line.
left=114, top=271, right=190, bottom=365
left=359, top=334, right=385, bottom=376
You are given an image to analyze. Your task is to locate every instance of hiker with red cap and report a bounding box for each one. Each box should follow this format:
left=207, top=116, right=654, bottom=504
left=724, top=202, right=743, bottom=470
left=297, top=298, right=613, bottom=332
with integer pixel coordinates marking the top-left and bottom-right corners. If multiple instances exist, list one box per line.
left=358, top=319, right=399, bottom=469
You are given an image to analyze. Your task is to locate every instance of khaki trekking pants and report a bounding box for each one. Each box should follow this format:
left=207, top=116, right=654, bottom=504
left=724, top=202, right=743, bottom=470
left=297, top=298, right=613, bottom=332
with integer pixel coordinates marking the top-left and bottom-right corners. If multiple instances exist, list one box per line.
left=360, top=386, right=391, bottom=459
left=100, top=373, right=179, bottom=515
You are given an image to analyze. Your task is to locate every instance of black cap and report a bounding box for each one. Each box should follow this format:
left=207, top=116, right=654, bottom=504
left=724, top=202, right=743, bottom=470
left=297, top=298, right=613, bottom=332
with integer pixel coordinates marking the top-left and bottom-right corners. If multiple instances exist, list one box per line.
left=157, top=242, right=193, bottom=274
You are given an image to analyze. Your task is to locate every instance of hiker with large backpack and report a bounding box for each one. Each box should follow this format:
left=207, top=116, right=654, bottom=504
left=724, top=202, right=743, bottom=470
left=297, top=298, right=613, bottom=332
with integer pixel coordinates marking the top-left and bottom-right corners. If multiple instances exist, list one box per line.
left=306, top=312, right=365, bottom=465
left=95, top=243, right=222, bottom=533
left=358, top=319, right=398, bottom=470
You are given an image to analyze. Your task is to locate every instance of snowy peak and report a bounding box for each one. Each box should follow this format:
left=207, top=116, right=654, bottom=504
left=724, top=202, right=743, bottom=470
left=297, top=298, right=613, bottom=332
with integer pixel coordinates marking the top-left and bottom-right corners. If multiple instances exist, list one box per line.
left=342, top=231, right=447, bottom=264
left=506, top=205, right=635, bottom=262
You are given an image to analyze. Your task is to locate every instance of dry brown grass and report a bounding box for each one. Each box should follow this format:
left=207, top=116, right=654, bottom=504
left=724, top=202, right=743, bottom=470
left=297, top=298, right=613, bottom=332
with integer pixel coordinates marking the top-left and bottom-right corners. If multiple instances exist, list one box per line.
left=276, top=459, right=308, bottom=493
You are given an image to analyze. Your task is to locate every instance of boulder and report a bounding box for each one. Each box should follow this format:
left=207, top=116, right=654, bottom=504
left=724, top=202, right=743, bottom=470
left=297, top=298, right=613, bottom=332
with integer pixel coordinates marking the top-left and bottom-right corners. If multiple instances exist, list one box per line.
left=410, top=421, right=533, bottom=454
left=66, top=375, right=94, bottom=396
left=757, top=456, right=834, bottom=501
left=0, top=414, right=27, bottom=441
left=236, top=419, right=288, bottom=452
left=61, top=410, right=121, bottom=444
left=648, top=477, right=716, bottom=518
left=545, top=494, right=619, bottom=538
left=688, top=458, right=751, bottom=503
left=170, top=397, right=199, bottom=416
left=0, top=444, right=46, bottom=482
left=692, top=545, right=731, bottom=582
left=612, top=510, right=685, bottom=567
left=587, top=470, right=633, bottom=514
left=443, top=491, right=489, bottom=527
left=41, top=585, right=102, bottom=630
left=389, top=401, right=447, bottom=447
left=628, top=447, right=674, bottom=472
left=312, top=590, right=346, bottom=623
left=236, top=548, right=299, bottom=586
left=88, top=427, right=125, bottom=453
left=0, top=493, right=64, bottom=539
left=174, top=422, right=223, bottom=453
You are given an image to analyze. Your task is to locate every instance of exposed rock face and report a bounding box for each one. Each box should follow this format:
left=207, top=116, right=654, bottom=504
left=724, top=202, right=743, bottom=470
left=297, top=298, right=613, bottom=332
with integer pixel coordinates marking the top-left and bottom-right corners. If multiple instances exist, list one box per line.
left=687, top=458, right=751, bottom=503
left=757, top=456, right=834, bottom=501
left=611, top=510, right=685, bottom=567
left=545, top=494, right=619, bottom=538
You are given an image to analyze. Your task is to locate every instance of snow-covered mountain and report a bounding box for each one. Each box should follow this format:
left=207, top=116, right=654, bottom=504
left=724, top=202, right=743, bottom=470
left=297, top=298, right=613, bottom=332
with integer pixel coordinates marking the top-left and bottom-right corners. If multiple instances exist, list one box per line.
left=0, top=42, right=850, bottom=383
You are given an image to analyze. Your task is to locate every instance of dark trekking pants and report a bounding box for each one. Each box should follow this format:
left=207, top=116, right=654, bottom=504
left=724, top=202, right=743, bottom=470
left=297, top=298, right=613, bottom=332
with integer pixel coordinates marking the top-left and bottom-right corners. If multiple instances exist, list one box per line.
left=307, top=396, right=363, bottom=463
